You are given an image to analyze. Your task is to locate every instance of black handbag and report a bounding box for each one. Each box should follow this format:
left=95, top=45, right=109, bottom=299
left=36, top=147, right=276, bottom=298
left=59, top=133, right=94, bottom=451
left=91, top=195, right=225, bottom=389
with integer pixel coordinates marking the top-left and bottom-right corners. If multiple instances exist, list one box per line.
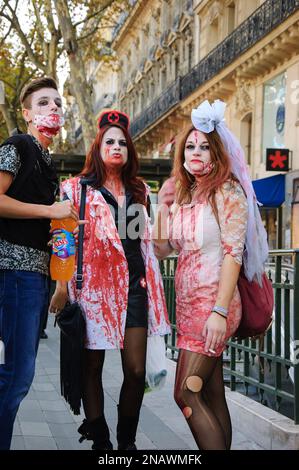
left=55, top=178, right=89, bottom=415
left=55, top=302, right=85, bottom=414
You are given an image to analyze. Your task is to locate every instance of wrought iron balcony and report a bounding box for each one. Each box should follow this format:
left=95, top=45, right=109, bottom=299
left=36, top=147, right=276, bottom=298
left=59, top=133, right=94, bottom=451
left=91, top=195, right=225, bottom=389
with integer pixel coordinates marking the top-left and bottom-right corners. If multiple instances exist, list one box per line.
left=130, top=78, right=181, bottom=138
left=181, top=0, right=299, bottom=99
left=130, top=0, right=299, bottom=138
left=112, top=0, right=139, bottom=40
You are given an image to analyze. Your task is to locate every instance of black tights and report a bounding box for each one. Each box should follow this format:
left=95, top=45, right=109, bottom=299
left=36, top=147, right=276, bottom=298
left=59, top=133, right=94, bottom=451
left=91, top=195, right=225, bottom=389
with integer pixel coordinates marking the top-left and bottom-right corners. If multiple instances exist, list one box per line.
left=82, top=327, right=147, bottom=421
left=174, top=349, right=232, bottom=450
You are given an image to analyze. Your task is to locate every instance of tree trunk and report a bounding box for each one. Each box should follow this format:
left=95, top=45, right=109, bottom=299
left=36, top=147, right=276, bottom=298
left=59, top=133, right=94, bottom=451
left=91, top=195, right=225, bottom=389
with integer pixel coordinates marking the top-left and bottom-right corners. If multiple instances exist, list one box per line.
left=0, top=99, right=18, bottom=135
left=53, top=0, right=96, bottom=152
left=47, top=36, right=59, bottom=81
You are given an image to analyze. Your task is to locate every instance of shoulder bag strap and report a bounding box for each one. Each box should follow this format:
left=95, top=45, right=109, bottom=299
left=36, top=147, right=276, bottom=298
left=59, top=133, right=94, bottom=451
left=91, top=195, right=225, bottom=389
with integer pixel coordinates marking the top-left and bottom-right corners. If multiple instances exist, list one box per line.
left=76, top=178, right=89, bottom=290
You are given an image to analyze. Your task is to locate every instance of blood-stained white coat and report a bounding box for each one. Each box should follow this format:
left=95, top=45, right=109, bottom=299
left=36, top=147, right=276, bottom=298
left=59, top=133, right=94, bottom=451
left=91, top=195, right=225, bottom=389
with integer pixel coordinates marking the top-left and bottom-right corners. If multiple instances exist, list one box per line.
left=61, top=177, right=170, bottom=350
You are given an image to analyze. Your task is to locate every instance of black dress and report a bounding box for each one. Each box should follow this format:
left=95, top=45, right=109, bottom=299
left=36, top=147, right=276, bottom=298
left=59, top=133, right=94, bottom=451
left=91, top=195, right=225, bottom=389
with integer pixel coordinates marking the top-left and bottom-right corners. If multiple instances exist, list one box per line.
left=99, top=187, right=148, bottom=328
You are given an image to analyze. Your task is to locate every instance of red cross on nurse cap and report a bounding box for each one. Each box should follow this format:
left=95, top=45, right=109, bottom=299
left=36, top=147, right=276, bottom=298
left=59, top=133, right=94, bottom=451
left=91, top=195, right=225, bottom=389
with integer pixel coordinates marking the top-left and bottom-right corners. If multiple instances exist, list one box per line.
left=98, top=110, right=130, bottom=131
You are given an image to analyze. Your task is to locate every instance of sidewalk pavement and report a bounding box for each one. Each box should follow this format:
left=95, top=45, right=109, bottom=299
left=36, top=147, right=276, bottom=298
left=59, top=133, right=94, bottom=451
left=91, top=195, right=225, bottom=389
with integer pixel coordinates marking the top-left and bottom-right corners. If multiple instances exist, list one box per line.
left=11, top=318, right=262, bottom=450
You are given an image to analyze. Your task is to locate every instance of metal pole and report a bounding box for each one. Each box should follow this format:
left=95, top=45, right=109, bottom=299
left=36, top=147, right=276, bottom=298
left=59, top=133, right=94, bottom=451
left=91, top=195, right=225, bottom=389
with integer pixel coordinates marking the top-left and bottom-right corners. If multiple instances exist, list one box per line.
left=293, top=250, right=299, bottom=424
left=277, top=206, right=283, bottom=249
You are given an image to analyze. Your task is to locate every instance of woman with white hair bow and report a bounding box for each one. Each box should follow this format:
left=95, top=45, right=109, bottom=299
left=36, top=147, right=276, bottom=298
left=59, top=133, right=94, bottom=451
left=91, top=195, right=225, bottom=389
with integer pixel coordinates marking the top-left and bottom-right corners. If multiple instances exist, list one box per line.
left=153, top=99, right=268, bottom=450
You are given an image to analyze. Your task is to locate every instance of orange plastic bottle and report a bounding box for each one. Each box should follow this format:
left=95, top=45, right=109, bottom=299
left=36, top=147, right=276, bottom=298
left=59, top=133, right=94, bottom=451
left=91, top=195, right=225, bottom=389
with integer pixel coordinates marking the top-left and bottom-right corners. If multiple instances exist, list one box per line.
left=50, top=218, right=77, bottom=281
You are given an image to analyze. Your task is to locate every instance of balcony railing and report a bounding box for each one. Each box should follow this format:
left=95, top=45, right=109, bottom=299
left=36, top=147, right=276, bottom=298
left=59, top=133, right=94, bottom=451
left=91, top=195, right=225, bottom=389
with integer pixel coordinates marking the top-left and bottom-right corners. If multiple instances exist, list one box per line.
left=130, top=78, right=181, bottom=138
left=112, top=0, right=139, bottom=40
left=130, top=0, right=299, bottom=137
left=161, top=250, right=299, bottom=424
left=181, top=0, right=299, bottom=99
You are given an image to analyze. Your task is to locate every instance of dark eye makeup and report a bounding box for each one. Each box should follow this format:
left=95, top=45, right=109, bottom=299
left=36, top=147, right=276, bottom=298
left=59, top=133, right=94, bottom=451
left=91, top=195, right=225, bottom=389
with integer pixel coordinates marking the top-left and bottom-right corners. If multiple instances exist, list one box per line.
left=199, top=144, right=210, bottom=151
left=37, top=98, right=62, bottom=107
left=54, top=98, right=62, bottom=107
left=105, top=139, right=127, bottom=147
left=185, top=143, right=210, bottom=151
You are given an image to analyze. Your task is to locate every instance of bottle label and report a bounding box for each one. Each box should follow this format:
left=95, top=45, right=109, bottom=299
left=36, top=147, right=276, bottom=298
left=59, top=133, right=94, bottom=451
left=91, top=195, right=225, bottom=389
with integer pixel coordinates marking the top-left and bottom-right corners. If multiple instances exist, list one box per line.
left=52, top=229, right=75, bottom=259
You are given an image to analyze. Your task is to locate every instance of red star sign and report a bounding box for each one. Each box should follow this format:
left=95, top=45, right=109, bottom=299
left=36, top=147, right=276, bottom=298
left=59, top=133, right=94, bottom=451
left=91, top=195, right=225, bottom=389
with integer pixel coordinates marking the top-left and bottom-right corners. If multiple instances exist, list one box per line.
left=269, top=150, right=287, bottom=169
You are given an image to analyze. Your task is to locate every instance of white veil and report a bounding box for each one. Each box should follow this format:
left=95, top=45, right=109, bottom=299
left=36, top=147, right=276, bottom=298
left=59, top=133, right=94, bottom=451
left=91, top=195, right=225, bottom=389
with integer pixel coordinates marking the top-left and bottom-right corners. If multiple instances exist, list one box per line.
left=191, top=99, right=268, bottom=284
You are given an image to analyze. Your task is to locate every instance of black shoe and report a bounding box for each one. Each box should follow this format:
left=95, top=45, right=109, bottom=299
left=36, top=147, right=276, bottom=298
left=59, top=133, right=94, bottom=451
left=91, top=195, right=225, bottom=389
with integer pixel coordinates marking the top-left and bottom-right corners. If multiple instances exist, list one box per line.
left=117, top=406, right=139, bottom=450
left=118, top=443, right=137, bottom=451
left=40, top=331, right=48, bottom=339
left=92, top=442, right=113, bottom=451
left=78, top=416, right=113, bottom=450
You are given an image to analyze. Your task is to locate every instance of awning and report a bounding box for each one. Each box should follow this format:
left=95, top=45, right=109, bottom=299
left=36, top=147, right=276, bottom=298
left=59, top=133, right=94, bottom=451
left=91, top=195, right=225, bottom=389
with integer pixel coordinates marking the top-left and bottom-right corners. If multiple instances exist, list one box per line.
left=252, top=174, right=285, bottom=208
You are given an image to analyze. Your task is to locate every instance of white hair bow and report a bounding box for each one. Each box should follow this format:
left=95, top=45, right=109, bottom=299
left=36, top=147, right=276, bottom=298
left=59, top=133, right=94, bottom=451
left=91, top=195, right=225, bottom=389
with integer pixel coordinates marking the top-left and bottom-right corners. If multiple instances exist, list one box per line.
left=191, top=99, right=226, bottom=133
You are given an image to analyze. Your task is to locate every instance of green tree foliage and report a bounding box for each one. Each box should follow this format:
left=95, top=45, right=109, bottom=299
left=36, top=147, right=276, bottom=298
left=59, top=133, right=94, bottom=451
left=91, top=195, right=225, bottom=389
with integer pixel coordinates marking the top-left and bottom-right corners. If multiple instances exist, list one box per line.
left=0, top=42, right=36, bottom=139
left=0, top=0, right=130, bottom=149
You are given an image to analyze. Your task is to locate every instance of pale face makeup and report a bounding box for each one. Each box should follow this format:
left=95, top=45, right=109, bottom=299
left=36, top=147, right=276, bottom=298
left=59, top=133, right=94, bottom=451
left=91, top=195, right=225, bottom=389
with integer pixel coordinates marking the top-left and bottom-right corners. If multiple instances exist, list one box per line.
left=23, top=87, right=63, bottom=125
left=184, top=130, right=212, bottom=176
left=100, top=127, right=128, bottom=170
left=22, top=87, right=64, bottom=145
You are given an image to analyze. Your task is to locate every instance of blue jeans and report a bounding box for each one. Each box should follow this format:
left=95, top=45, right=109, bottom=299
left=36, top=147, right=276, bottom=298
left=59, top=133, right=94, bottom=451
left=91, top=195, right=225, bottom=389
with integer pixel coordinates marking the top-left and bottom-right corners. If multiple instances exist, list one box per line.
left=0, top=270, right=49, bottom=450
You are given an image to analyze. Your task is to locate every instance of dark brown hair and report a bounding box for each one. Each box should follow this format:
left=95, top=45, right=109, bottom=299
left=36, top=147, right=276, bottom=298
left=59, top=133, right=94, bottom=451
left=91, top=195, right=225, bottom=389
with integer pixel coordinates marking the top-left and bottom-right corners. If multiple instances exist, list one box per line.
left=80, top=124, right=146, bottom=205
left=20, top=77, right=58, bottom=109
left=173, top=125, right=235, bottom=214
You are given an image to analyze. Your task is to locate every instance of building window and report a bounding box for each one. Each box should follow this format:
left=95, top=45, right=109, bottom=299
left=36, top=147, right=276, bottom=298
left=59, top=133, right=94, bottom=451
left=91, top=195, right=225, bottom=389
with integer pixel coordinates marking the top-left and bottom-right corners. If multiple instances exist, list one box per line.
left=227, top=2, right=235, bottom=35
left=260, top=208, right=277, bottom=250
left=168, top=0, right=173, bottom=30
left=174, top=52, right=179, bottom=77
left=194, top=14, right=201, bottom=63
left=208, top=18, right=219, bottom=52
left=148, top=80, right=152, bottom=104
left=241, top=113, right=252, bottom=165
left=161, top=0, right=169, bottom=31
left=160, top=65, right=166, bottom=91
left=188, top=40, right=193, bottom=71
left=139, top=91, right=144, bottom=113
left=262, top=72, right=286, bottom=164
left=143, top=86, right=147, bottom=108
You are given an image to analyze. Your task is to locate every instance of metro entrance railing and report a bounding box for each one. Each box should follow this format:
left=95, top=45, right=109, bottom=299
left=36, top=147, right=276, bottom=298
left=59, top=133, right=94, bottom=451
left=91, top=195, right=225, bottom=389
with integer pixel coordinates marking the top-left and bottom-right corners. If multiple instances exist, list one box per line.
left=160, top=250, right=299, bottom=424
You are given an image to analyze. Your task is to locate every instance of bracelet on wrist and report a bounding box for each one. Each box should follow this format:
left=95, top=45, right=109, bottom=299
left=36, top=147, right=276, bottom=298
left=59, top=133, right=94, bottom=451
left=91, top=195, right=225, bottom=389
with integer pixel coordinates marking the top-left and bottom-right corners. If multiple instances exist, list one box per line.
left=212, top=305, right=228, bottom=319
left=213, top=305, right=228, bottom=315
left=212, top=310, right=227, bottom=320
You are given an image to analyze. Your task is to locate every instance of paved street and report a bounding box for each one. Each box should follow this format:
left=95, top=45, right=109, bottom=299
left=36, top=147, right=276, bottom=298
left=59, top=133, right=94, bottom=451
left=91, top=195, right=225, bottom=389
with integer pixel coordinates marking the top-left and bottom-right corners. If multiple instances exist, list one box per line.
left=11, top=318, right=262, bottom=450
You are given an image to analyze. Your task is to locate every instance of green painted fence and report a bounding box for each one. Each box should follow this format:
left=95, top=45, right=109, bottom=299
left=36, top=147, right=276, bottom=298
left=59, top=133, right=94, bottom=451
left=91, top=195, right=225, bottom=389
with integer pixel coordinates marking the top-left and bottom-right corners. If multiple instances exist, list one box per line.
left=160, top=250, right=299, bottom=424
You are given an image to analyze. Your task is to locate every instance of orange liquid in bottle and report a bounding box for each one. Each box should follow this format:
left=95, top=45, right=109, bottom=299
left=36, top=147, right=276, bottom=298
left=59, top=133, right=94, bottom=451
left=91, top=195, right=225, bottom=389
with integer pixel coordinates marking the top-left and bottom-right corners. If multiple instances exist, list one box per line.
left=50, top=218, right=77, bottom=281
